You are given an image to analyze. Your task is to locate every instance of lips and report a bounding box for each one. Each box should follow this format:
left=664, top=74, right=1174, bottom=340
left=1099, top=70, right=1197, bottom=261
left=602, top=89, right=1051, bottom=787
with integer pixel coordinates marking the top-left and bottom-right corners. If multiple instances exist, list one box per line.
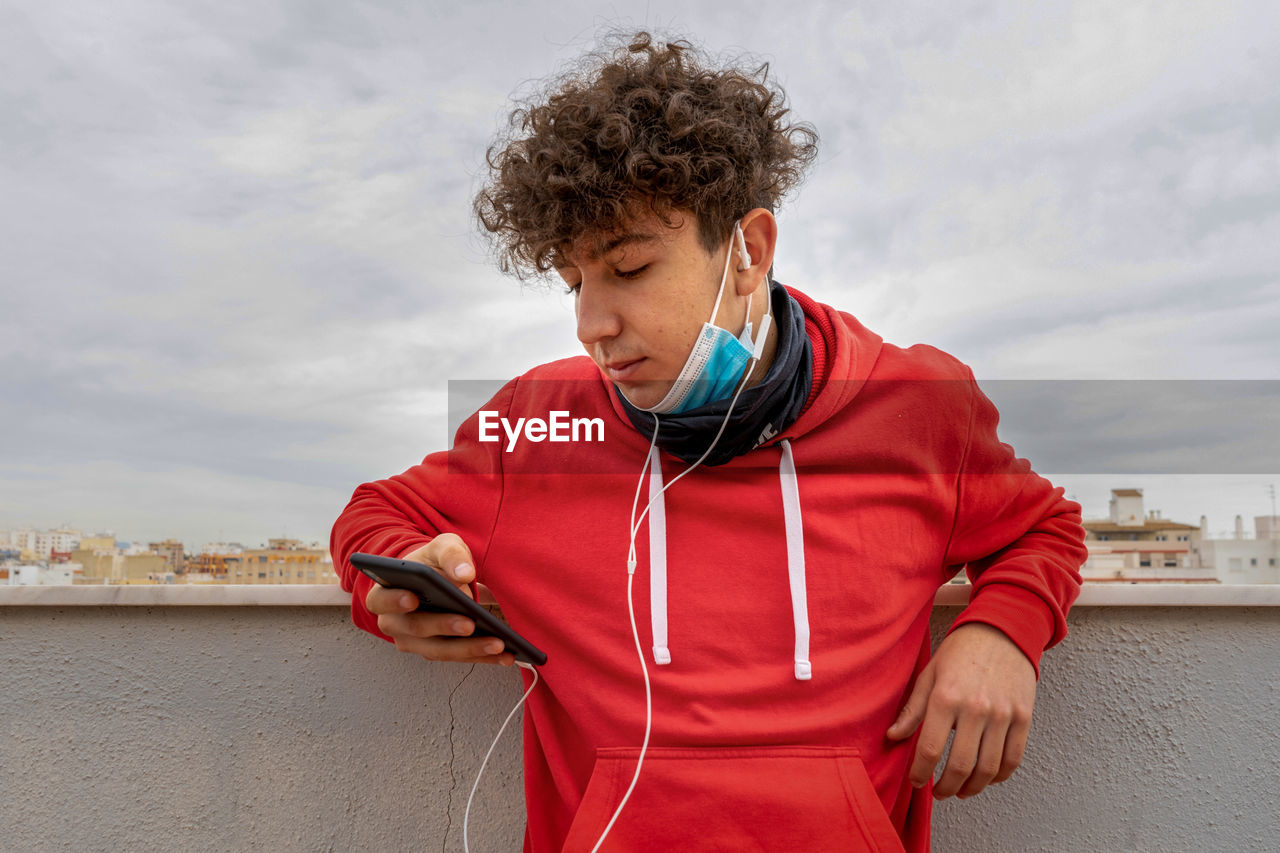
left=603, top=357, right=645, bottom=382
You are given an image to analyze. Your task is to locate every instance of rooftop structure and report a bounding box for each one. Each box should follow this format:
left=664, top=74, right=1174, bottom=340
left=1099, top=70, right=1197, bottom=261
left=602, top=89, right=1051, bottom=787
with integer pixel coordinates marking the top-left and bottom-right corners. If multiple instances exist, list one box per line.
left=1082, top=489, right=1207, bottom=582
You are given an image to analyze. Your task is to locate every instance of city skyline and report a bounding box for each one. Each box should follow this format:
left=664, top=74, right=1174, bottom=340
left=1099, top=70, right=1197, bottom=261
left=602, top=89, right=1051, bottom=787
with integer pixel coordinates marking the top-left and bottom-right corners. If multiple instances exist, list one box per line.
left=6, top=477, right=1278, bottom=554
left=0, top=523, right=326, bottom=553
left=4, top=2, right=1279, bottom=551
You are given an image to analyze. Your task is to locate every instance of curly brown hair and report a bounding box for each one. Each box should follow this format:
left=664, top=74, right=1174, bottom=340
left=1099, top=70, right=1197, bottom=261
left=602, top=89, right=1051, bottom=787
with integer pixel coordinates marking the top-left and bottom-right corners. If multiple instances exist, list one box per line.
left=474, top=32, right=819, bottom=280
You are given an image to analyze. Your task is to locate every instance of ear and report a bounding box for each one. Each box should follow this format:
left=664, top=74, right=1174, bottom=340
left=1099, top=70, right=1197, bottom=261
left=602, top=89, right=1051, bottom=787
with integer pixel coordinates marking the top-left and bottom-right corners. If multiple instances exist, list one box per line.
left=733, top=208, right=778, bottom=297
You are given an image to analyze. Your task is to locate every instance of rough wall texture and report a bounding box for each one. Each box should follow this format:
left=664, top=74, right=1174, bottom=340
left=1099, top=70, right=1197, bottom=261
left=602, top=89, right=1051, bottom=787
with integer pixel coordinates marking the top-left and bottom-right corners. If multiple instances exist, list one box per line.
left=930, top=606, right=1280, bottom=853
left=0, top=606, right=528, bottom=853
left=2, top=605, right=1276, bottom=852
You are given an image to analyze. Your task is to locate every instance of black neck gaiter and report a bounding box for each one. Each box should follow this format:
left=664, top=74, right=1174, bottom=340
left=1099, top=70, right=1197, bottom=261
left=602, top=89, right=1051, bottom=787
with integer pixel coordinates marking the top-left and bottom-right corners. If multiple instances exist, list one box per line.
left=618, top=280, right=813, bottom=466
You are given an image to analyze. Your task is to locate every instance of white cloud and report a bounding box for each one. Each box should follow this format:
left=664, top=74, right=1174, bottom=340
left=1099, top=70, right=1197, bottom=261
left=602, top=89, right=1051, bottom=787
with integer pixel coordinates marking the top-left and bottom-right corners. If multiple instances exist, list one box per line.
left=4, top=0, right=1279, bottom=545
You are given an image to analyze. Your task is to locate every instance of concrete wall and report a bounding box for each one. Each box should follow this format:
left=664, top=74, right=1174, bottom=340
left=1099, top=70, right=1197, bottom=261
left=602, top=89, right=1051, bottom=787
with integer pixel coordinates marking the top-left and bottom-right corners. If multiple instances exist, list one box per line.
left=1, top=605, right=528, bottom=853
left=929, top=606, right=1279, bottom=852
left=2, top=604, right=1277, bottom=852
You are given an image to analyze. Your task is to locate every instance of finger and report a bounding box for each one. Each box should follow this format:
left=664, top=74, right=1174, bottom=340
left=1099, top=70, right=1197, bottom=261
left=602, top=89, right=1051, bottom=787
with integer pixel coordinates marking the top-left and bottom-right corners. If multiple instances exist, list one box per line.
left=423, top=534, right=477, bottom=586
left=907, top=700, right=954, bottom=789
left=379, top=611, right=477, bottom=640
left=412, top=646, right=513, bottom=666
left=992, top=709, right=1031, bottom=784
left=931, top=712, right=982, bottom=799
left=392, top=634, right=508, bottom=664
left=366, top=583, right=419, bottom=615
left=956, top=712, right=1012, bottom=799
left=467, top=653, right=517, bottom=667
left=887, top=666, right=934, bottom=741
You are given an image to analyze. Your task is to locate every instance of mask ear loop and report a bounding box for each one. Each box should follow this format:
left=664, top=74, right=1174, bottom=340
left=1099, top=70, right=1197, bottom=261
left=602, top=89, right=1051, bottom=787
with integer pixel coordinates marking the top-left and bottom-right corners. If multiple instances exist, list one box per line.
left=704, top=222, right=743, bottom=332
left=730, top=222, right=772, bottom=357
left=736, top=223, right=774, bottom=361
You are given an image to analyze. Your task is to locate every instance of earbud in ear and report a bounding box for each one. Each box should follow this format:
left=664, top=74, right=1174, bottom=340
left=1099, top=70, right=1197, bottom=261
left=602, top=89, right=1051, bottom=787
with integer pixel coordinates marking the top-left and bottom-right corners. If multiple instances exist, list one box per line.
left=734, top=224, right=752, bottom=271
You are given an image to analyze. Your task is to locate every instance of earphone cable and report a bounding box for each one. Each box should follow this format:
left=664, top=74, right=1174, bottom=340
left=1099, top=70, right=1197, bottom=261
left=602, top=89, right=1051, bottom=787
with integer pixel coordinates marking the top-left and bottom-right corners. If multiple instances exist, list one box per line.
left=463, top=662, right=540, bottom=853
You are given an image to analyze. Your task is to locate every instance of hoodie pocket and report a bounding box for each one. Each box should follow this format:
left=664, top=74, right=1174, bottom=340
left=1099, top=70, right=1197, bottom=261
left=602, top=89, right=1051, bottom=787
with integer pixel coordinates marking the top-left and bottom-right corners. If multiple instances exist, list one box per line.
left=560, top=746, right=905, bottom=853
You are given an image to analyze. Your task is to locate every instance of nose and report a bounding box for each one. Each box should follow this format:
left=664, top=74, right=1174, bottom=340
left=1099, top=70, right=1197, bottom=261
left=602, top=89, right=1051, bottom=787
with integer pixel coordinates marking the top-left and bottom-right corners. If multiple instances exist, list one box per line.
left=574, top=279, right=623, bottom=347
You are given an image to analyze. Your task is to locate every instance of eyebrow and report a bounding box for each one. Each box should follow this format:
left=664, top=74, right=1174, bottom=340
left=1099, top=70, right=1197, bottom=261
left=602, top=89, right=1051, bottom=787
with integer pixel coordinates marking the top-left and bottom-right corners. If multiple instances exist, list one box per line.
left=554, top=231, right=660, bottom=268
left=598, top=232, right=658, bottom=256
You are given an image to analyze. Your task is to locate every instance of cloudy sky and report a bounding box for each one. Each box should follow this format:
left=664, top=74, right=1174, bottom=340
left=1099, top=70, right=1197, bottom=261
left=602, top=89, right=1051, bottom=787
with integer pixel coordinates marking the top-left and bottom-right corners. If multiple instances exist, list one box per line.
left=3, top=0, right=1278, bottom=549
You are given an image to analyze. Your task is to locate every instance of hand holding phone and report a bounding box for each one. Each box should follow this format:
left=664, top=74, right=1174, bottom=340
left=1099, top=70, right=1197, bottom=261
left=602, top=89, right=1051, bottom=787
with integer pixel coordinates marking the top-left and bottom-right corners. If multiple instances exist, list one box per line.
left=353, top=548, right=546, bottom=667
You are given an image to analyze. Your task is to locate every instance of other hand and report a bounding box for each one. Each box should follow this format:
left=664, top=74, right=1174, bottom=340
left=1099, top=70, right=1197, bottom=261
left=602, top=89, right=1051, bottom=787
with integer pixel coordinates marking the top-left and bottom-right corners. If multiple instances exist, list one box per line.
left=886, top=622, right=1036, bottom=799
left=363, top=534, right=514, bottom=666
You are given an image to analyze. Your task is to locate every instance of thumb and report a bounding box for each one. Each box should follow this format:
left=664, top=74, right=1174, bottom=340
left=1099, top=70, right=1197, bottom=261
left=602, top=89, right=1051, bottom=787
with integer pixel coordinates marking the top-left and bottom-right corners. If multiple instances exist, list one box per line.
left=448, top=560, right=475, bottom=584
left=428, top=535, right=475, bottom=585
left=886, top=666, right=934, bottom=740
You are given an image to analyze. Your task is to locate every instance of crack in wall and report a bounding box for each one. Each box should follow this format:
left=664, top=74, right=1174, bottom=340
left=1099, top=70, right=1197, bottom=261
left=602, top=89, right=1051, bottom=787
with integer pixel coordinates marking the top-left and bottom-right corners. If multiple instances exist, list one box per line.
left=443, top=664, right=476, bottom=853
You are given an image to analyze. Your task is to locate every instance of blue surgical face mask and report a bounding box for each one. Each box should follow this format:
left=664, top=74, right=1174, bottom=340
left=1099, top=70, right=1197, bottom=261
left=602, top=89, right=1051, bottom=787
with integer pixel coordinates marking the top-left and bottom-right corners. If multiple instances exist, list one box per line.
left=632, top=223, right=773, bottom=415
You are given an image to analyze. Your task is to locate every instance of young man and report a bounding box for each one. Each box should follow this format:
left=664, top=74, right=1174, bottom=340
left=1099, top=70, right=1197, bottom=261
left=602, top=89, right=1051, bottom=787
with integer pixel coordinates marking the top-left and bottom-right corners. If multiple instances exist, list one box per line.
left=331, top=33, right=1086, bottom=852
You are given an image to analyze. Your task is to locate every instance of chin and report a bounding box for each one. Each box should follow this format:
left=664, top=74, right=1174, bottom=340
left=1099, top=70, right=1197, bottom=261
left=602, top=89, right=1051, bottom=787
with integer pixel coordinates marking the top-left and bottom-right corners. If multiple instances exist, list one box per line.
left=616, top=381, right=670, bottom=411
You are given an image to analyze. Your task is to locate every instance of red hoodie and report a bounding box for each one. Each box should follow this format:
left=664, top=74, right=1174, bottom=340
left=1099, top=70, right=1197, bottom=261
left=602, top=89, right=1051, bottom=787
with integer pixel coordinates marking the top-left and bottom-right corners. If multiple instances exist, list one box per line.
left=330, top=287, right=1086, bottom=852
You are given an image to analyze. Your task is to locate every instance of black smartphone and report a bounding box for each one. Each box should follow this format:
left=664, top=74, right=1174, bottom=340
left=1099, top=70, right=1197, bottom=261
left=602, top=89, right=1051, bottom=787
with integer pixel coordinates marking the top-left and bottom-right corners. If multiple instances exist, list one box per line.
left=350, top=552, right=547, bottom=666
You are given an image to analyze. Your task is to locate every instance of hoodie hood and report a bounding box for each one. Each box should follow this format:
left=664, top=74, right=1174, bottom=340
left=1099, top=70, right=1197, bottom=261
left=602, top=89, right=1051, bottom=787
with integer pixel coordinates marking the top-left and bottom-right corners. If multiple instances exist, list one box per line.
left=776, top=286, right=884, bottom=443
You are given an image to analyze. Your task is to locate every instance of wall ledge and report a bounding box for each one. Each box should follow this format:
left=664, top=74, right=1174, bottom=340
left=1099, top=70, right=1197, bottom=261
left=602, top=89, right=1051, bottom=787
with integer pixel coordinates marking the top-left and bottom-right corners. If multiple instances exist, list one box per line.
left=0, top=584, right=352, bottom=606
left=1, top=582, right=1278, bottom=607
left=935, top=582, right=1280, bottom=606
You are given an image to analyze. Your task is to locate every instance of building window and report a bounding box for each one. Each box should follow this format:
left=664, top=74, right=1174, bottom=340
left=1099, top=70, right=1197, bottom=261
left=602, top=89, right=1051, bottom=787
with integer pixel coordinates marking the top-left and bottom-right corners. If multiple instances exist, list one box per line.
left=258, top=572, right=266, bottom=579
left=1250, top=558, right=1258, bottom=567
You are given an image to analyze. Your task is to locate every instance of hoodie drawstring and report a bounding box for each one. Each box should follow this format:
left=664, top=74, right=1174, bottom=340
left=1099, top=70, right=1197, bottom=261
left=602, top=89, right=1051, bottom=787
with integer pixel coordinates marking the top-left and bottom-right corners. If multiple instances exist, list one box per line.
left=645, top=439, right=812, bottom=681
left=646, top=445, right=671, bottom=665
left=778, top=439, right=812, bottom=680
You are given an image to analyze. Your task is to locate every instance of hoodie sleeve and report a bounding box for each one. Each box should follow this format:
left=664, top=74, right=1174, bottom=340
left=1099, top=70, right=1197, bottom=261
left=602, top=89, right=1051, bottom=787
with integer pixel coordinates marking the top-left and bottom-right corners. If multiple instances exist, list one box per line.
left=329, top=379, right=515, bottom=641
left=940, top=370, right=1087, bottom=678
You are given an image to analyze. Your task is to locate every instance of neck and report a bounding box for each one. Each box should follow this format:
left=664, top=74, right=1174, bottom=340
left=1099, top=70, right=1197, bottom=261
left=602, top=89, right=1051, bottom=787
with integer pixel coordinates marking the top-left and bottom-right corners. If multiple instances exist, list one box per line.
left=614, top=279, right=813, bottom=468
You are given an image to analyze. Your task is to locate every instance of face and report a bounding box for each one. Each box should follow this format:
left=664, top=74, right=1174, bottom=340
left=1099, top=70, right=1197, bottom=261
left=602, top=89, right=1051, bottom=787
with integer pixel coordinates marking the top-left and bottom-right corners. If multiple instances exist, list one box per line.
left=554, top=211, right=740, bottom=409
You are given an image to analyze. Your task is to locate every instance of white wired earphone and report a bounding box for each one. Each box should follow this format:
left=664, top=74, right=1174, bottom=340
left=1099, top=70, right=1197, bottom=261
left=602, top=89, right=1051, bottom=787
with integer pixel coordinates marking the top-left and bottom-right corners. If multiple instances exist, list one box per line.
left=463, top=661, right=539, bottom=853
left=590, top=226, right=769, bottom=852
left=463, top=226, right=769, bottom=853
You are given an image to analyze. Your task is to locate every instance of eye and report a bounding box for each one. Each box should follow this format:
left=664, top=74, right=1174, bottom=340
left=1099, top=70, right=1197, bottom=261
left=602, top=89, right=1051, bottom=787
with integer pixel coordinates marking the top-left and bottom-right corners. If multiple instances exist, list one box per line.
left=615, top=264, right=649, bottom=280
left=562, top=281, right=581, bottom=296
